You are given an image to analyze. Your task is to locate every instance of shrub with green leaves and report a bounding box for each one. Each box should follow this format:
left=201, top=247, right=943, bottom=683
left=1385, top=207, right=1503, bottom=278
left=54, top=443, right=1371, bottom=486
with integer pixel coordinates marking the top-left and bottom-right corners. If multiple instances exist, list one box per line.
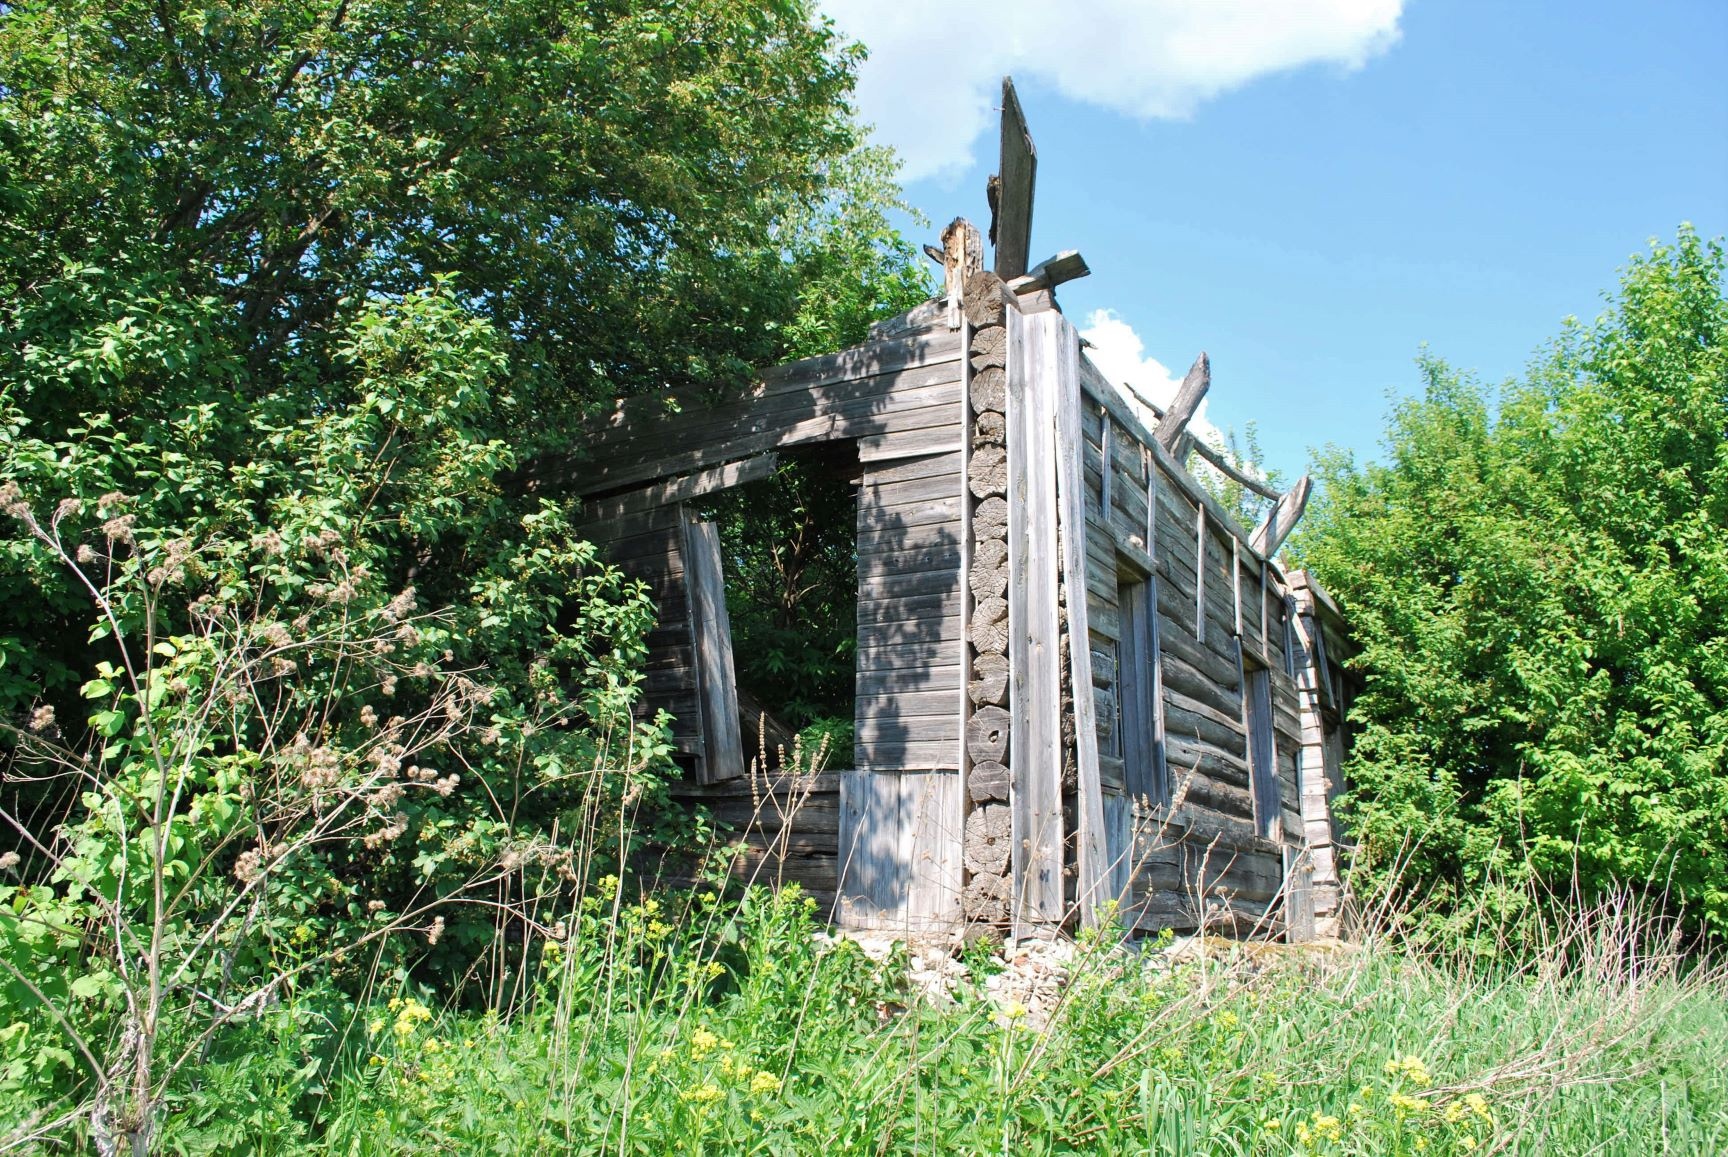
left=1293, top=228, right=1728, bottom=940
left=0, top=0, right=926, bottom=1148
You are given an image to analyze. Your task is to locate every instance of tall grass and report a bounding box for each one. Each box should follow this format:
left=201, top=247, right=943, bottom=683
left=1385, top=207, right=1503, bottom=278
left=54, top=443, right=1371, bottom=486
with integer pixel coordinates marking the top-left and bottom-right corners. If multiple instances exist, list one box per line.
left=93, top=876, right=1721, bottom=1157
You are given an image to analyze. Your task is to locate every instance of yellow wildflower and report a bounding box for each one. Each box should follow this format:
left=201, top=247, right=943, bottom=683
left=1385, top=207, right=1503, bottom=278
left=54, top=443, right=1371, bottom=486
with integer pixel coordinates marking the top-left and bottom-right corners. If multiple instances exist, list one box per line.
left=690, top=1027, right=720, bottom=1056
left=1216, top=1010, right=1239, bottom=1029
left=1464, top=1092, right=1493, bottom=1123
left=1310, top=1113, right=1344, bottom=1142
left=1004, top=1000, right=1029, bottom=1020
left=1389, top=1092, right=1431, bottom=1114
left=391, top=997, right=433, bottom=1037
left=1261, top=1119, right=1282, bottom=1132
left=1384, top=1054, right=1433, bottom=1087
left=1414, top=1139, right=1428, bottom=1151
left=682, top=1083, right=723, bottom=1105
left=1461, top=1139, right=1478, bottom=1152
left=704, top=961, right=725, bottom=980
left=749, top=1071, right=780, bottom=1096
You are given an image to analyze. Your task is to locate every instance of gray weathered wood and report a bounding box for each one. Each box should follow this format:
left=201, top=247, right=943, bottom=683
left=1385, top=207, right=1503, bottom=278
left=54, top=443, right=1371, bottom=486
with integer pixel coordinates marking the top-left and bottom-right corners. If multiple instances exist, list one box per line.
left=964, top=802, right=1011, bottom=875
left=993, top=76, right=1038, bottom=281
left=970, top=366, right=1006, bottom=413
left=970, top=325, right=1007, bottom=371
left=1194, top=504, right=1208, bottom=648
left=970, top=595, right=1009, bottom=654
left=962, top=271, right=1018, bottom=327
left=1078, top=355, right=1272, bottom=574
left=968, top=444, right=1007, bottom=498
left=858, top=424, right=965, bottom=463
left=1243, top=660, right=1281, bottom=842
left=974, top=410, right=1006, bottom=445
left=683, top=515, right=745, bottom=783
left=1007, top=250, right=1089, bottom=293
left=966, top=704, right=1011, bottom=762
left=1049, top=309, right=1109, bottom=928
left=968, top=758, right=1009, bottom=801
left=1007, top=304, right=1065, bottom=932
left=941, top=218, right=985, bottom=329
left=969, top=652, right=1009, bottom=707
left=578, top=455, right=777, bottom=524
left=1156, top=353, right=1211, bottom=452
left=905, top=771, right=963, bottom=929
left=1249, top=474, right=1313, bottom=558
left=1099, top=415, right=1113, bottom=517
left=837, top=770, right=904, bottom=926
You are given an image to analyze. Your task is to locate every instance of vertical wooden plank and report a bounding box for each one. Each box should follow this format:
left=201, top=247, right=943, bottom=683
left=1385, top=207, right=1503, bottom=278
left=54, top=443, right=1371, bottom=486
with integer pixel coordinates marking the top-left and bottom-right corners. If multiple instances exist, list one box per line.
left=1260, top=562, right=1270, bottom=657
left=1099, top=413, right=1113, bottom=516
left=683, top=514, right=745, bottom=783
left=836, top=770, right=906, bottom=928
left=1138, top=457, right=1170, bottom=807
left=1232, top=537, right=1243, bottom=639
left=1050, top=311, right=1108, bottom=929
left=904, top=771, right=963, bottom=931
left=1194, top=506, right=1208, bottom=647
left=957, top=316, right=975, bottom=790
left=994, top=77, right=1038, bottom=281
left=1006, top=306, right=1064, bottom=934
left=1284, top=846, right=1317, bottom=943
left=1104, top=793, right=1133, bottom=909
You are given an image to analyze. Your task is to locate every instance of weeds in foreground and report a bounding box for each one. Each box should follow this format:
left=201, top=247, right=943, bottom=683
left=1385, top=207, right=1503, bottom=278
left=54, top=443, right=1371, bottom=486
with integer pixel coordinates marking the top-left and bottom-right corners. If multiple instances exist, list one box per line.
left=6, top=881, right=1713, bottom=1155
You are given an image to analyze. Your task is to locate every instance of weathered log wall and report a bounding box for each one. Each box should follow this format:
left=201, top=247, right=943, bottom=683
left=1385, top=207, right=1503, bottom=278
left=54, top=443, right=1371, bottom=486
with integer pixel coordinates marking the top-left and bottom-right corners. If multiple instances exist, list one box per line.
left=1073, top=353, right=1308, bottom=937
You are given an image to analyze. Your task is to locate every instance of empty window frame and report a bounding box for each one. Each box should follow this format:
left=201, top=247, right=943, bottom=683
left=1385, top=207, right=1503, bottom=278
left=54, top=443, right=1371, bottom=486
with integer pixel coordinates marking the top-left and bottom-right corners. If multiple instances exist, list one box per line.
left=1243, top=656, right=1280, bottom=840
left=1117, top=561, right=1170, bottom=806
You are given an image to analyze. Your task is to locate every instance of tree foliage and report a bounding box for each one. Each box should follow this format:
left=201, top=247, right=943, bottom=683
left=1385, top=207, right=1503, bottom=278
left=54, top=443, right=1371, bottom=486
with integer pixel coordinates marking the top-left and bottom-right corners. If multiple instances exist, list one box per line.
left=1294, top=228, right=1728, bottom=938
left=0, top=0, right=927, bottom=1142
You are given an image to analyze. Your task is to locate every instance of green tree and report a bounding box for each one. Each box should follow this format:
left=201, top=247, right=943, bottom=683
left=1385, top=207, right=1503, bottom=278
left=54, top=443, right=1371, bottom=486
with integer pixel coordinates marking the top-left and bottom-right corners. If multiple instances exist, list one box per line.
left=0, top=0, right=926, bottom=1144
left=1294, top=228, right=1728, bottom=940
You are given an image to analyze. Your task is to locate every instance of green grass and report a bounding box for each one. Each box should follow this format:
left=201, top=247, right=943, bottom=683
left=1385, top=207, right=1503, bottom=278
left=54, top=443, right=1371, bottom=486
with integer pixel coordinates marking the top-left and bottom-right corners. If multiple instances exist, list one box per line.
left=125, top=885, right=1728, bottom=1156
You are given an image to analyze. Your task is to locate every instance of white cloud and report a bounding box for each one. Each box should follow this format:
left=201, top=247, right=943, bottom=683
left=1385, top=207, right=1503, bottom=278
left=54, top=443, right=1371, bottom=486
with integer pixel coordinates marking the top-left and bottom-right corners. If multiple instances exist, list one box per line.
left=1079, top=308, right=1223, bottom=448
left=819, top=1, right=1403, bottom=181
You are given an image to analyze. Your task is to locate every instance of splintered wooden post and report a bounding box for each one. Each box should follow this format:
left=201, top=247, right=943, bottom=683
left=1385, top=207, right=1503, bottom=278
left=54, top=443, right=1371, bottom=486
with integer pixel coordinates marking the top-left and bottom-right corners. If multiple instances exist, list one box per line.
left=1156, top=353, right=1211, bottom=452
left=942, top=218, right=985, bottom=330
left=993, top=77, right=1037, bottom=281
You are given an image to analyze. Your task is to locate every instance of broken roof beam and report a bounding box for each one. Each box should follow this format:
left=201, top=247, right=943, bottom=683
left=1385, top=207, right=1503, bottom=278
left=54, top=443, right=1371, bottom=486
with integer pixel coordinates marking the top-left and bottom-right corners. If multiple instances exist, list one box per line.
left=1006, top=250, right=1089, bottom=294
left=991, top=77, right=1037, bottom=280
left=1250, top=474, right=1313, bottom=558
left=1154, top=352, right=1210, bottom=453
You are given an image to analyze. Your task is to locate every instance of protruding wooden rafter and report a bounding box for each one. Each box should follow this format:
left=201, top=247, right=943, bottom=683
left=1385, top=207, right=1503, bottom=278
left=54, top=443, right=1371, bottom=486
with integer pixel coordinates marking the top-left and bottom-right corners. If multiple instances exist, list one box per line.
left=1154, top=352, right=1211, bottom=453
left=991, top=76, right=1037, bottom=281
left=1250, top=474, right=1313, bottom=558
left=1007, top=249, right=1089, bottom=294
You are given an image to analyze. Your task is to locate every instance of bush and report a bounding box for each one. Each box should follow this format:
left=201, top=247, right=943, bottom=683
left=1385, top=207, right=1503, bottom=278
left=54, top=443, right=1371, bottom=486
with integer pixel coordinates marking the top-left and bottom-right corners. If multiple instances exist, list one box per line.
left=1293, top=228, right=1728, bottom=942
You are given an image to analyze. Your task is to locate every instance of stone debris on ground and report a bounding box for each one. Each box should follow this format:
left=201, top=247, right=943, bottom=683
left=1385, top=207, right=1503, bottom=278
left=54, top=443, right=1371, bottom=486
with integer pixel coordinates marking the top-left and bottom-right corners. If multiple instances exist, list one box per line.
left=811, top=929, right=1357, bottom=1030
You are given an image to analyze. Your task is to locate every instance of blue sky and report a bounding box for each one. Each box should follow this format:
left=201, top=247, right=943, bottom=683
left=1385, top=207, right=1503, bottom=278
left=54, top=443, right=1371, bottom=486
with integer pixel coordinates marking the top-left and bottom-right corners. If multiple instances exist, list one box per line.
left=823, top=0, right=1728, bottom=482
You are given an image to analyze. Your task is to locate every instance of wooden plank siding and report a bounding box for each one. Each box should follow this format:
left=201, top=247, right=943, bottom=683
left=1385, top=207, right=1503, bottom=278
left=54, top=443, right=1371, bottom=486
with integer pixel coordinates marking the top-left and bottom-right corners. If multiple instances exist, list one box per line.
left=1070, top=344, right=1311, bottom=938
left=572, top=333, right=965, bottom=494
left=1007, top=306, right=1066, bottom=933
left=853, top=450, right=965, bottom=772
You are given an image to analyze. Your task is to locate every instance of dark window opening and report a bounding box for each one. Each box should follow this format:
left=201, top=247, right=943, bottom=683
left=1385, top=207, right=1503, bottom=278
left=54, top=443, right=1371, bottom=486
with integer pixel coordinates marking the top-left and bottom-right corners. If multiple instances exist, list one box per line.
left=1244, top=657, right=1280, bottom=840
left=1117, top=560, right=1169, bottom=806
left=697, top=443, right=860, bottom=761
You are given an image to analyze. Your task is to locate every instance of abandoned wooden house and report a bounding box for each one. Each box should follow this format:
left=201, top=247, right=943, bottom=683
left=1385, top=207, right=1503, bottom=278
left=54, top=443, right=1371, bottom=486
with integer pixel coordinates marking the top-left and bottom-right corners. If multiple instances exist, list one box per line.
left=571, top=80, right=1356, bottom=942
